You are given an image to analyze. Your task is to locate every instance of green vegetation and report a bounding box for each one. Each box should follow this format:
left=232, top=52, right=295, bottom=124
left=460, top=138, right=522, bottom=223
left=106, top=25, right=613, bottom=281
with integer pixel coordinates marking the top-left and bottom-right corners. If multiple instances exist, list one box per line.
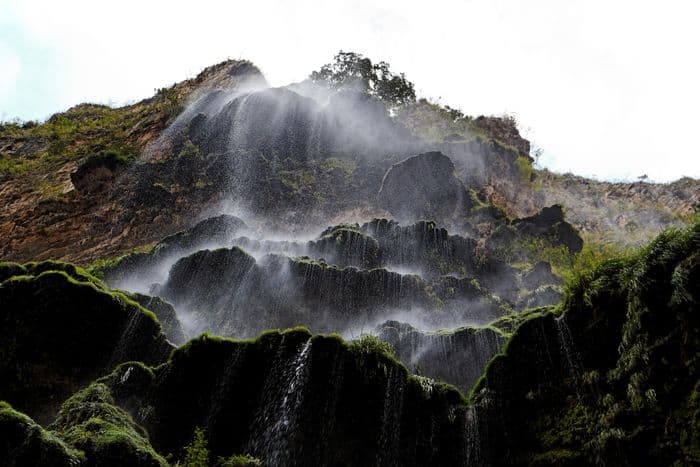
left=54, top=383, right=167, bottom=466
left=0, top=400, right=85, bottom=466
left=87, top=243, right=156, bottom=279
left=0, top=85, right=185, bottom=184
left=183, top=427, right=210, bottom=466
left=0, top=261, right=171, bottom=423
left=349, top=334, right=395, bottom=359
left=514, top=155, right=533, bottom=182
left=471, top=221, right=700, bottom=465
left=310, top=51, right=416, bottom=107
left=395, top=98, right=484, bottom=143
left=278, top=168, right=317, bottom=195
left=0, top=152, right=41, bottom=176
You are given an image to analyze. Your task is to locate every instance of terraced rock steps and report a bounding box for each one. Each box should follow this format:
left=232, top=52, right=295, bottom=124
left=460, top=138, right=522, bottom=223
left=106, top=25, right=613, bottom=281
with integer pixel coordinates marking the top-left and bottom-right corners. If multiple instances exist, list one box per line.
left=1, top=221, right=698, bottom=465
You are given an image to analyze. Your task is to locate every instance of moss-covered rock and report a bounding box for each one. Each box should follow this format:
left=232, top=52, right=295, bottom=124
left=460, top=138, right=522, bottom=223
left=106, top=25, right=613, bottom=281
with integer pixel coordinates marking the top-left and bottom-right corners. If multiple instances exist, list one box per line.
left=0, top=264, right=172, bottom=423
left=52, top=384, right=167, bottom=467
left=471, top=221, right=700, bottom=465
left=91, top=329, right=470, bottom=466
left=95, top=215, right=248, bottom=289
left=129, top=293, right=187, bottom=345
left=376, top=320, right=506, bottom=393
left=0, top=401, right=84, bottom=467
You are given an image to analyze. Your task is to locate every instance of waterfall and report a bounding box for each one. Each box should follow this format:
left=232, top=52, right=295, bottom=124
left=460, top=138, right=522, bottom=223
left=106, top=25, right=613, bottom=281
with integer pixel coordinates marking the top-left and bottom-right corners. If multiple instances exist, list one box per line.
left=554, top=315, right=584, bottom=401
left=376, top=366, right=405, bottom=466
left=464, top=406, right=483, bottom=466
left=247, top=339, right=313, bottom=464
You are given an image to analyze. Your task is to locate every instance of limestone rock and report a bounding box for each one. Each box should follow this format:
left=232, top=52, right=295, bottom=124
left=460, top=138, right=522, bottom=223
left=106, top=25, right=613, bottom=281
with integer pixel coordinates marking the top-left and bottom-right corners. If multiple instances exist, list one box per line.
left=377, top=152, right=470, bottom=221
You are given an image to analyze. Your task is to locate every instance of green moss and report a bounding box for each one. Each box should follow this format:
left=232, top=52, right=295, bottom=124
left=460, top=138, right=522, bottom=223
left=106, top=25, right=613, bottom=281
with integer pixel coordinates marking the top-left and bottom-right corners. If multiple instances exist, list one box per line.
left=470, top=221, right=700, bottom=465
left=0, top=401, right=85, bottom=466
left=52, top=383, right=167, bottom=466
left=87, top=243, right=156, bottom=279
left=0, top=153, right=41, bottom=176
left=0, top=264, right=171, bottom=423
left=318, top=157, right=356, bottom=179
left=0, top=261, right=27, bottom=283
left=349, top=334, right=394, bottom=359
left=279, top=169, right=317, bottom=194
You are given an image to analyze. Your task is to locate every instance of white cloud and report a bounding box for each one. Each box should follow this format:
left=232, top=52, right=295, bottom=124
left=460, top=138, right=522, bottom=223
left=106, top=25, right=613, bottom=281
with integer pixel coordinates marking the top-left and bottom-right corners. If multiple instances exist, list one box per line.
left=0, top=0, right=698, bottom=181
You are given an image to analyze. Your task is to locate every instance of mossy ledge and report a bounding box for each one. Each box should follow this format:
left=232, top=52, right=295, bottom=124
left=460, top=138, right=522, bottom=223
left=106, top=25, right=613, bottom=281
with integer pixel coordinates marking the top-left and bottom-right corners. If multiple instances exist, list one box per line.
left=0, top=261, right=173, bottom=424
left=1, top=222, right=699, bottom=465
left=94, top=328, right=468, bottom=465
left=470, top=221, right=700, bottom=465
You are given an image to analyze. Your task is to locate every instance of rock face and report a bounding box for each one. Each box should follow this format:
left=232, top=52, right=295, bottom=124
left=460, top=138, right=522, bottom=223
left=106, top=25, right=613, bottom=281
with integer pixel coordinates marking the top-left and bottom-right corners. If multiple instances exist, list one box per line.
left=94, top=330, right=472, bottom=466
left=377, top=321, right=506, bottom=393
left=521, top=261, right=563, bottom=290
left=0, top=401, right=84, bottom=467
left=129, top=293, right=186, bottom=345
left=512, top=204, right=584, bottom=253
left=157, top=249, right=435, bottom=337
left=0, top=262, right=173, bottom=423
left=70, top=150, right=130, bottom=194
left=98, top=214, right=249, bottom=291
left=0, top=222, right=698, bottom=466
left=378, top=152, right=470, bottom=221
left=471, top=222, right=700, bottom=465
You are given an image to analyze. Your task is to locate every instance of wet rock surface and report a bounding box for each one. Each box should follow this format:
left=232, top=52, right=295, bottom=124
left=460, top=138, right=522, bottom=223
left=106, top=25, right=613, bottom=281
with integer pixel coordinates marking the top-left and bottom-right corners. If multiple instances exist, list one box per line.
left=377, top=151, right=470, bottom=221
left=0, top=262, right=173, bottom=424
left=1, top=56, right=698, bottom=466
left=377, top=320, right=506, bottom=393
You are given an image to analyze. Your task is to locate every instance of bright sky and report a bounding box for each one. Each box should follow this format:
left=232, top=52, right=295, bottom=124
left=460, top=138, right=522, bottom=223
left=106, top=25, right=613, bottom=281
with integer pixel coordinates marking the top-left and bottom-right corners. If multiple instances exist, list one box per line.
left=1, top=0, right=699, bottom=182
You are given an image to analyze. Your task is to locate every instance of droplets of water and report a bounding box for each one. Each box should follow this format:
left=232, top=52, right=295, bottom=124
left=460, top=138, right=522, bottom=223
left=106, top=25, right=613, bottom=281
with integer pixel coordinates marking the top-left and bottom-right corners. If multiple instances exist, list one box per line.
left=554, top=315, right=585, bottom=402
left=376, top=366, right=405, bottom=467
left=464, top=405, right=483, bottom=466
left=247, top=339, right=313, bottom=464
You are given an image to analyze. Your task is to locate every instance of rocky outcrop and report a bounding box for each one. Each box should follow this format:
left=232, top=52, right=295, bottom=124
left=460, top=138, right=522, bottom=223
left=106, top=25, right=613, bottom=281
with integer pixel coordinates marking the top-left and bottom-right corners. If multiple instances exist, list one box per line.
left=362, top=218, right=479, bottom=277
left=471, top=221, right=700, bottom=465
left=70, top=150, right=130, bottom=194
left=518, top=284, right=563, bottom=310
left=52, top=383, right=168, bottom=466
left=91, top=330, right=472, bottom=466
left=521, top=261, right=563, bottom=290
left=377, top=320, right=506, bottom=393
left=0, top=401, right=84, bottom=467
left=511, top=204, right=584, bottom=254
left=130, top=293, right=186, bottom=345
left=377, top=152, right=470, bottom=221
left=157, top=248, right=435, bottom=337
left=98, top=214, right=248, bottom=290
left=472, top=115, right=531, bottom=158
left=0, top=262, right=173, bottom=423
left=308, top=225, right=381, bottom=269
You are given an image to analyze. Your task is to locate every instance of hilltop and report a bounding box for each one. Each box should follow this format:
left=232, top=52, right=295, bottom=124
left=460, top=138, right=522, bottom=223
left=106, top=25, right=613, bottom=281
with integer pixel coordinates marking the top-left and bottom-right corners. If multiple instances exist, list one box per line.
left=1, top=58, right=696, bottom=265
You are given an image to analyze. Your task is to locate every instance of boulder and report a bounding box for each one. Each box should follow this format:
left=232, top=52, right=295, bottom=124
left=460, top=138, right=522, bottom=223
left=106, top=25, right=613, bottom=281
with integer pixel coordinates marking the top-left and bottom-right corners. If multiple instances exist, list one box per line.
left=521, top=261, right=563, bottom=290
left=377, top=152, right=470, bottom=221
left=512, top=204, right=584, bottom=253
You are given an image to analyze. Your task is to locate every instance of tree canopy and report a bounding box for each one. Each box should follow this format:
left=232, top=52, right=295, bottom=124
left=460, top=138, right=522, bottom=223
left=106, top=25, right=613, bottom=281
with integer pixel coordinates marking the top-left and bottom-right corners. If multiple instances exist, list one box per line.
left=310, top=51, right=416, bottom=107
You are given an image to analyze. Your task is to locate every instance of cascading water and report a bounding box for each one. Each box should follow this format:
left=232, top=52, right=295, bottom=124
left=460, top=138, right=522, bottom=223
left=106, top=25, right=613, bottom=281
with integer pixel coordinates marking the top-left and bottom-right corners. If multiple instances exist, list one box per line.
left=464, top=405, right=483, bottom=466
left=247, top=339, right=313, bottom=464
left=88, top=76, right=580, bottom=465
left=376, top=366, right=405, bottom=466
left=554, top=315, right=585, bottom=401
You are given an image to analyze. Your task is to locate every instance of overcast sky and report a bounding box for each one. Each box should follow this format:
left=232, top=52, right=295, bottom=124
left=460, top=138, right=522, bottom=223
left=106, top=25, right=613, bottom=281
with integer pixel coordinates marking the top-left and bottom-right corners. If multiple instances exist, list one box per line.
left=1, top=0, right=698, bottom=182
